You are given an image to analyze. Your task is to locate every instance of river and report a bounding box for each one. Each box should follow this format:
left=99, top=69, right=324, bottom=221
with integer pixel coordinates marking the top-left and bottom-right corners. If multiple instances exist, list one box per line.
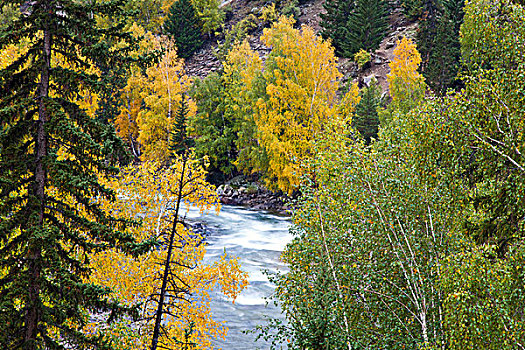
left=186, top=205, right=292, bottom=349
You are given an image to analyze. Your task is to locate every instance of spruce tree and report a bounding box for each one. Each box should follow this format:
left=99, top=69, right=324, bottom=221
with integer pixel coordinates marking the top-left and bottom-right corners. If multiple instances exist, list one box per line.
left=353, top=79, right=382, bottom=144
left=0, top=0, right=152, bottom=348
left=163, top=0, right=204, bottom=59
left=169, top=95, right=195, bottom=158
left=320, top=0, right=354, bottom=56
left=417, top=0, right=464, bottom=94
left=343, top=0, right=390, bottom=56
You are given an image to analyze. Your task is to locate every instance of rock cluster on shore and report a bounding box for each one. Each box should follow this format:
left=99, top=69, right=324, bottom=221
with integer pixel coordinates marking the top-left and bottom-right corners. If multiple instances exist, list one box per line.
left=215, top=176, right=290, bottom=215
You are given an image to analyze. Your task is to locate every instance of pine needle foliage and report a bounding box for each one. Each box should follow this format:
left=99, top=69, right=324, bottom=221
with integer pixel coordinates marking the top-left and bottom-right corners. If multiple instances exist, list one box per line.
left=163, top=0, right=204, bottom=59
left=320, top=0, right=354, bottom=56
left=417, top=0, right=465, bottom=94
left=353, top=79, right=382, bottom=144
left=320, top=0, right=389, bottom=57
left=169, top=95, right=195, bottom=158
left=0, top=0, right=153, bottom=348
left=343, top=0, right=390, bottom=56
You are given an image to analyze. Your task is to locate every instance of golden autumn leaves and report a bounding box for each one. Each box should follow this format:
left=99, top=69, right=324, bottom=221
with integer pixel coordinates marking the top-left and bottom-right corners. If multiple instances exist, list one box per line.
left=224, top=16, right=362, bottom=194
left=89, top=158, right=248, bottom=349
left=111, top=17, right=423, bottom=196
left=0, top=10, right=426, bottom=348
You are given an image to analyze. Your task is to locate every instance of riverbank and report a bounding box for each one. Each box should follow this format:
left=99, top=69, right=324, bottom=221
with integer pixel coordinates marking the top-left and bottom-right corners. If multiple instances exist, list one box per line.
left=216, top=176, right=291, bottom=215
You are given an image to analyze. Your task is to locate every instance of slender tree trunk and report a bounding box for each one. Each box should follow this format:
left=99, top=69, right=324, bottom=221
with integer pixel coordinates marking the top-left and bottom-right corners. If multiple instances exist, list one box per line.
left=25, top=22, right=52, bottom=350
left=150, top=158, right=187, bottom=350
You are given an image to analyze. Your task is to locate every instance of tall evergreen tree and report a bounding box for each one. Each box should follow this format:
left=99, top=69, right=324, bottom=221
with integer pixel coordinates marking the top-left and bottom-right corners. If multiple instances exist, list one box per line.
left=417, top=0, right=464, bottom=94
left=0, top=0, right=152, bottom=348
left=320, top=0, right=389, bottom=57
left=400, top=0, right=424, bottom=19
left=343, top=0, right=390, bottom=56
left=169, top=95, right=195, bottom=158
left=320, top=0, right=354, bottom=56
left=163, top=0, right=204, bottom=59
left=353, top=79, right=382, bottom=144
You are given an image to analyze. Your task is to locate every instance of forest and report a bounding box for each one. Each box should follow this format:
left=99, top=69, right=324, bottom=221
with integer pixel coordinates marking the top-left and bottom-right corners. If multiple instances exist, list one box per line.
left=0, top=0, right=524, bottom=348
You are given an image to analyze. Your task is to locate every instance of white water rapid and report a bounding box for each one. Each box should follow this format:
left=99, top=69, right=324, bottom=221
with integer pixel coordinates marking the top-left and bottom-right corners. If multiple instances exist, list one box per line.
left=186, top=205, right=292, bottom=349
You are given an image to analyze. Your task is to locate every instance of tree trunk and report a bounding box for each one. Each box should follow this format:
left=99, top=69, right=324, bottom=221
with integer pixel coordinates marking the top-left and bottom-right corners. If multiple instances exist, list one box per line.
left=25, top=20, right=52, bottom=350
left=150, top=158, right=187, bottom=350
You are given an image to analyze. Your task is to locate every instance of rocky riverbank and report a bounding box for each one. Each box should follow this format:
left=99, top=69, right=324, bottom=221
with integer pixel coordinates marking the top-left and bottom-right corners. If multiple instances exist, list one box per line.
left=216, top=176, right=291, bottom=215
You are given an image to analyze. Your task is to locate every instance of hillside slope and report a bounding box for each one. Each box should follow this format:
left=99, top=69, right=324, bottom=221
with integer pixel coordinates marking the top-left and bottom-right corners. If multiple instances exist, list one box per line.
left=185, top=0, right=417, bottom=95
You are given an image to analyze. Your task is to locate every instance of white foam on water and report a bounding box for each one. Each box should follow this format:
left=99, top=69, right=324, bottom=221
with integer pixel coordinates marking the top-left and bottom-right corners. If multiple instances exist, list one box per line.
left=187, top=205, right=292, bottom=348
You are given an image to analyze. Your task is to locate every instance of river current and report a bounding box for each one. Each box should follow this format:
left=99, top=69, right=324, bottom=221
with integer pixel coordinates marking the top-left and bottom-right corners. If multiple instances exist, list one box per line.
left=186, top=205, right=292, bottom=349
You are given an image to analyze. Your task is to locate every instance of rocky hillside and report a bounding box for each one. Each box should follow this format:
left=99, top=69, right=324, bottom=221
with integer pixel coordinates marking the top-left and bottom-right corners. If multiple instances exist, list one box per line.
left=185, top=0, right=418, bottom=94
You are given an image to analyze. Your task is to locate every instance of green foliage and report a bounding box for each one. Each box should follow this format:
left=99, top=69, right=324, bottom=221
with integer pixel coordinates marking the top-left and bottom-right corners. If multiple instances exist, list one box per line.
left=417, top=0, right=464, bottom=94
left=191, top=0, right=224, bottom=35
left=214, top=14, right=259, bottom=62
left=353, top=48, right=371, bottom=69
left=320, top=0, right=354, bottom=56
left=164, top=0, right=203, bottom=59
left=189, top=73, right=238, bottom=178
left=400, top=0, right=424, bottom=19
left=443, top=67, right=525, bottom=251
left=460, top=0, right=525, bottom=71
left=124, top=0, right=164, bottom=32
left=343, top=0, right=390, bottom=56
left=441, top=244, right=525, bottom=349
left=259, top=2, right=525, bottom=349
left=280, top=0, right=301, bottom=20
left=320, top=0, right=389, bottom=57
left=353, top=78, right=381, bottom=143
left=0, top=3, right=18, bottom=32
left=260, top=110, right=460, bottom=347
left=0, top=0, right=152, bottom=347
left=169, top=95, right=195, bottom=158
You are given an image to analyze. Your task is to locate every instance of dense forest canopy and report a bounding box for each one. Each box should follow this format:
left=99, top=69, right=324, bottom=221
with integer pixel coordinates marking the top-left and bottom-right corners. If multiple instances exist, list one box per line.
left=1, top=0, right=524, bottom=348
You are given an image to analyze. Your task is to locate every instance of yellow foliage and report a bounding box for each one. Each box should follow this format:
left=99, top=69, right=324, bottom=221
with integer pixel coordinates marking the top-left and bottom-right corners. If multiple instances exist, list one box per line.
left=259, top=3, right=278, bottom=23
left=387, top=37, right=426, bottom=111
left=136, top=36, right=196, bottom=163
left=113, top=24, right=161, bottom=158
left=254, top=16, right=343, bottom=193
left=88, top=156, right=248, bottom=349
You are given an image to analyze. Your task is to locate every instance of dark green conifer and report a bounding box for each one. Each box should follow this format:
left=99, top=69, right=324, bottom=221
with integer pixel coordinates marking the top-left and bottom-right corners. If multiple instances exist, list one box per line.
left=163, top=0, right=204, bottom=59
left=417, top=0, right=464, bottom=94
left=400, top=0, right=424, bottom=19
left=343, top=0, right=390, bottom=56
left=320, top=0, right=354, bottom=56
left=321, top=0, right=389, bottom=57
left=0, top=0, right=152, bottom=348
left=353, top=79, right=382, bottom=144
left=169, top=95, right=195, bottom=158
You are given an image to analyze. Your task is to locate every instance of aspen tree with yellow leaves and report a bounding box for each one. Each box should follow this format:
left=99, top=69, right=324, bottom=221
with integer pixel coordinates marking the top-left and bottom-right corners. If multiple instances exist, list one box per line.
left=136, top=36, right=196, bottom=163
left=253, top=16, right=357, bottom=194
left=89, top=157, right=248, bottom=350
left=90, top=100, right=247, bottom=350
left=386, top=37, right=426, bottom=113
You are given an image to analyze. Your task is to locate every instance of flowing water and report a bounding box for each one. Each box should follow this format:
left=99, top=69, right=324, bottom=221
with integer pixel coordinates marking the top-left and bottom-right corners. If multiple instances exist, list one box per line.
left=186, top=205, right=292, bottom=349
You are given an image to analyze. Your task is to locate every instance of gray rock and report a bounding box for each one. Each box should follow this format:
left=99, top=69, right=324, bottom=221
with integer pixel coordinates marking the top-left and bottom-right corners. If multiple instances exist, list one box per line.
left=364, top=75, right=377, bottom=87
